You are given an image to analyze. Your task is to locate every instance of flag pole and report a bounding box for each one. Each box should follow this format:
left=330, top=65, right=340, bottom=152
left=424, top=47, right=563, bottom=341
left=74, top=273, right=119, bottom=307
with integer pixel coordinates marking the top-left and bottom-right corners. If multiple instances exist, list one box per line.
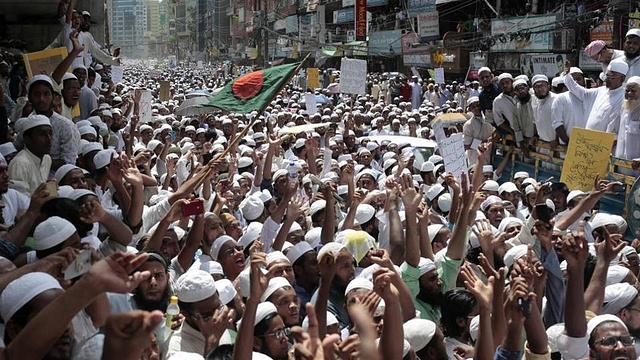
left=196, top=53, right=313, bottom=185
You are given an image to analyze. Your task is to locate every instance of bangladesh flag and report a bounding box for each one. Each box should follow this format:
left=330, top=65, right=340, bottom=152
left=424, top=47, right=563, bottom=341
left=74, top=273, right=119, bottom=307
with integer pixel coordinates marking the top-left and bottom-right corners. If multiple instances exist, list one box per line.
left=203, top=62, right=300, bottom=113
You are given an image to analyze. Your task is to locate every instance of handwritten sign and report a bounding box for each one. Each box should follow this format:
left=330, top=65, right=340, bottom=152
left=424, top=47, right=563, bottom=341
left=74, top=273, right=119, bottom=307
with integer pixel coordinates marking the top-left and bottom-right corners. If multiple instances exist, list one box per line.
left=305, top=93, right=317, bottom=115
left=111, top=66, right=124, bottom=84
left=159, top=80, right=171, bottom=102
left=306, top=68, right=320, bottom=89
left=23, top=47, right=69, bottom=79
left=434, top=67, right=445, bottom=84
left=560, top=127, right=615, bottom=191
left=339, top=58, right=367, bottom=95
left=439, top=133, right=467, bottom=180
left=139, top=90, right=153, bottom=123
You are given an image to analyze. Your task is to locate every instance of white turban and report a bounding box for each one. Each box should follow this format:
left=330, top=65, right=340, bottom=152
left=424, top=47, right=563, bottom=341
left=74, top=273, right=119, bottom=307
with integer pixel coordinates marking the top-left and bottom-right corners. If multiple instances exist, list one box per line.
left=602, top=283, right=638, bottom=314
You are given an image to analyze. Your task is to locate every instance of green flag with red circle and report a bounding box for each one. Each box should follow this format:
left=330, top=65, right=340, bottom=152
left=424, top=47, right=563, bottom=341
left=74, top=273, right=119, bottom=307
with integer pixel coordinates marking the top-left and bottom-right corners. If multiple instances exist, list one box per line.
left=203, top=62, right=300, bottom=113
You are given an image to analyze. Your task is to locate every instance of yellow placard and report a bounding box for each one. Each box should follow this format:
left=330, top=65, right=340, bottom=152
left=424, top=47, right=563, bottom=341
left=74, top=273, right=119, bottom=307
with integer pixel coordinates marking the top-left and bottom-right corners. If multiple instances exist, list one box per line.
left=560, top=127, right=615, bottom=191
left=23, top=47, right=69, bottom=79
left=307, top=68, right=320, bottom=89
left=159, top=80, right=171, bottom=102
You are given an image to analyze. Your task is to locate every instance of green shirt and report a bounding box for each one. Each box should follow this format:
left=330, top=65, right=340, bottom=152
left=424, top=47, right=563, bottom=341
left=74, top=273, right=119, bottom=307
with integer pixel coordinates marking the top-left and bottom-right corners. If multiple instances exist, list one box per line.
left=401, top=255, right=462, bottom=323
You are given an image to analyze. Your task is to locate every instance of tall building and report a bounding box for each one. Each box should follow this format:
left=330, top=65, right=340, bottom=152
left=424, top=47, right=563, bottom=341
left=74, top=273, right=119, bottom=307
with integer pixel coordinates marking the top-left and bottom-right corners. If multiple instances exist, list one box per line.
left=143, top=0, right=169, bottom=58
left=108, top=0, right=148, bottom=57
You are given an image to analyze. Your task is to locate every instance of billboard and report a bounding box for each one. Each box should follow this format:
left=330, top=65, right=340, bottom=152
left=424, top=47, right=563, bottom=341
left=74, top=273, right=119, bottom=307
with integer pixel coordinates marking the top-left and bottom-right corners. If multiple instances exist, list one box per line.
left=491, top=15, right=557, bottom=52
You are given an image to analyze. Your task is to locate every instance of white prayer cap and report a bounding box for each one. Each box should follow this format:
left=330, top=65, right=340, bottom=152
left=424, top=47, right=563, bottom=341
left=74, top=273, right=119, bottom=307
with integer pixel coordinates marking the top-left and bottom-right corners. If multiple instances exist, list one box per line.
left=481, top=195, right=502, bottom=211
left=467, top=96, right=479, bottom=105
left=266, top=251, right=289, bottom=267
left=16, top=114, right=51, bottom=135
left=438, top=193, right=452, bottom=212
left=147, top=139, right=162, bottom=151
left=168, top=353, right=204, bottom=360
left=254, top=302, right=278, bottom=326
left=587, top=314, right=627, bottom=337
left=305, top=227, right=322, bottom=248
left=478, top=67, right=491, bottom=75
left=93, top=149, right=118, bottom=169
left=498, top=182, right=519, bottom=194
left=569, top=67, right=583, bottom=74
left=78, top=126, right=96, bottom=137
left=302, top=312, right=338, bottom=331
left=513, top=79, right=528, bottom=88
left=238, top=156, right=253, bottom=168
left=497, top=73, right=513, bottom=82
left=481, top=180, right=500, bottom=193
left=498, top=217, right=524, bottom=234
left=272, top=169, right=288, bottom=183
left=261, top=277, right=291, bottom=302
left=199, top=260, right=224, bottom=276
left=317, top=242, right=346, bottom=261
left=628, top=76, right=640, bottom=86
left=27, top=75, right=54, bottom=94
left=420, top=161, right=435, bottom=173
left=185, top=125, right=196, bottom=133
left=139, top=124, right=153, bottom=133
left=34, top=216, right=76, bottom=250
left=181, top=142, right=195, bottom=155
left=546, top=323, right=566, bottom=352
left=418, top=257, right=436, bottom=277
left=627, top=28, right=640, bottom=38
left=590, top=213, right=616, bottom=230
left=237, top=267, right=251, bottom=298
left=286, top=242, right=314, bottom=264
left=551, top=77, right=564, bottom=87
left=175, top=270, right=218, bottom=303
left=429, top=154, right=443, bottom=164
left=426, top=183, right=445, bottom=201
left=546, top=198, right=555, bottom=212
left=62, top=72, right=77, bottom=82
left=54, top=164, right=80, bottom=184
left=355, top=204, right=376, bottom=224
left=503, top=244, right=528, bottom=269
left=602, top=283, right=638, bottom=314
left=81, top=142, right=103, bottom=156
left=403, top=318, right=437, bottom=352
left=514, top=171, right=529, bottom=179
left=0, top=142, right=16, bottom=157
left=606, top=265, right=630, bottom=285
left=215, top=279, right=237, bottom=305
left=58, top=185, right=74, bottom=198
left=0, top=272, right=62, bottom=322
left=607, top=59, right=629, bottom=76
left=621, top=246, right=637, bottom=260
left=87, top=116, right=102, bottom=125
left=239, top=222, right=263, bottom=248
left=239, top=195, right=264, bottom=221
left=345, top=277, right=373, bottom=296
left=210, top=235, right=235, bottom=261
left=524, top=184, right=537, bottom=195
left=531, top=74, right=548, bottom=85
left=567, top=190, right=586, bottom=203
left=611, top=214, right=628, bottom=233
left=310, top=200, right=326, bottom=218
left=428, top=224, right=445, bottom=244
left=102, top=109, right=113, bottom=117
left=288, top=221, right=302, bottom=234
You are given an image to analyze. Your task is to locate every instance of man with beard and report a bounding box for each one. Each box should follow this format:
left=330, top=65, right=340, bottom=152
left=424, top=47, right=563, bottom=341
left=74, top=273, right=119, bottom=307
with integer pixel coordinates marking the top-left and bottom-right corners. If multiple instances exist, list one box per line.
left=615, top=76, right=640, bottom=175
left=585, top=40, right=625, bottom=73
left=552, top=67, right=587, bottom=145
left=530, top=75, right=556, bottom=144
left=511, top=79, right=536, bottom=157
left=492, top=73, right=518, bottom=139
left=77, top=11, right=120, bottom=67
left=477, top=67, right=501, bottom=121
left=625, top=29, right=640, bottom=78
left=108, top=251, right=171, bottom=314
left=72, top=64, right=98, bottom=119
left=463, top=96, right=494, bottom=166
left=564, top=59, right=627, bottom=133
left=287, top=242, right=319, bottom=319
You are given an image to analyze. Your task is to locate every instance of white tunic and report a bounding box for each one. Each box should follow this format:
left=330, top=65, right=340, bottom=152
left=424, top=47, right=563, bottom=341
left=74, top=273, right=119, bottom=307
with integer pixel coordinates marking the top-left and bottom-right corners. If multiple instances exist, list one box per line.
left=614, top=104, right=640, bottom=160
left=564, top=73, right=624, bottom=132
left=493, top=92, right=518, bottom=127
left=531, top=92, right=557, bottom=142
left=551, top=91, right=587, bottom=142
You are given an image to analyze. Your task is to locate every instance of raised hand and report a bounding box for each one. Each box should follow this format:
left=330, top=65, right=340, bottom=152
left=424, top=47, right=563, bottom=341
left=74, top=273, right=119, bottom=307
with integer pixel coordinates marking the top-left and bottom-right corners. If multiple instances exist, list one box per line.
left=460, top=264, right=494, bottom=311
left=594, top=226, right=625, bottom=263
left=85, top=252, right=151, bottom=294
left=289, top=304, right=341, bottom=360
left=249, top=252, right=270, bottom=300
left=79, top=199, right=107, bottom=224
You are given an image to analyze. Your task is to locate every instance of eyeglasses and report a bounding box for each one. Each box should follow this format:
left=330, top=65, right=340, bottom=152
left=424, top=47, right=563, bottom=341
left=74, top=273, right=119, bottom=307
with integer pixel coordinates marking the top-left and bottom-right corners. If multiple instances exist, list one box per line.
left=260, top=327, right=291, bottom=339
left=605, top=74, right=623, bottom=80
left=595, top=335, right=635, bottom=347
left=222, top=245, right=244, bottom=257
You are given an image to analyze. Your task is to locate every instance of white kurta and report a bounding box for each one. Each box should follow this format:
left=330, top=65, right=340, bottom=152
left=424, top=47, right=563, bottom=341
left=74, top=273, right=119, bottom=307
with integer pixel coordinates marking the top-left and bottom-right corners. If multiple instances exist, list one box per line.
left=564, top=73, right=624, bottom=132
left=615, top=104, right=640, bottom=160
left=551, top=91, right=587, bottom=142
left=493, top=92, right=518, bottom=127
left=531, top=92, right=557, bottom=142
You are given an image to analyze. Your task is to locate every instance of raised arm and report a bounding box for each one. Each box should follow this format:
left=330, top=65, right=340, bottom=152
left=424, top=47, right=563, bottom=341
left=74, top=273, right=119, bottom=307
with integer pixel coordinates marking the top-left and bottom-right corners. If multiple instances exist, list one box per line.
left=560, top=222, right=589, bottom=338
left=446, top=172, right=471, bottom=260
left=400, top=174, right=423, bottom=267
left=176, top=212, right=204, bottom=271
left=52, top=31, right=83, bottom=85
left=584, top=227, right=625, bottom=314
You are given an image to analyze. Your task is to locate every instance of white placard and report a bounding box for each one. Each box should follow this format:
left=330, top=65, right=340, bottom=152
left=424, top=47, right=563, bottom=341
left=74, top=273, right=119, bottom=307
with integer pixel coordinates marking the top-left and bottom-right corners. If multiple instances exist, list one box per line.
left=197, top=60, right=204, bottom=68
left=417, top=11, right=439, bottom=38
left=110, top=66, right=124, bottom=84
left=140, top=90, right=153, bottom=123
left=434, top=67, right=445, bottom=84
left=410, top=67, right=421, bottom=79
left=305, top=93, right=317, bottom=115
left=339, top=58, right=367, bottom=95
left=439, top=133, right=468, bottom=181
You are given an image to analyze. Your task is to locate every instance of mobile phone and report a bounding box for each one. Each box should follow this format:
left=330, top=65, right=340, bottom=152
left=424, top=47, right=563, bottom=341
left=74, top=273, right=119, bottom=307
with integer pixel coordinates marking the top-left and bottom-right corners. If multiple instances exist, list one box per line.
left=612, top=183, right=626, bottom=193
left=45, top=181, right=58, bottom=198
left=171, top=130, right=178, bottom=141
left=64, top=250, right=92, bottom=280
left=535, top=203, right=551, bottom=222
left=517, top=297, right=530, bottom=317
left=182, top=199, right=204, bottom=217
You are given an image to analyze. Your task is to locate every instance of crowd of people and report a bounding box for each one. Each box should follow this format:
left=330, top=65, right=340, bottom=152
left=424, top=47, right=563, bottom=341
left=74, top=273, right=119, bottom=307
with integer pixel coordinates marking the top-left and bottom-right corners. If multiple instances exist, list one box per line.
left=4, top=0, right=640, bottom=359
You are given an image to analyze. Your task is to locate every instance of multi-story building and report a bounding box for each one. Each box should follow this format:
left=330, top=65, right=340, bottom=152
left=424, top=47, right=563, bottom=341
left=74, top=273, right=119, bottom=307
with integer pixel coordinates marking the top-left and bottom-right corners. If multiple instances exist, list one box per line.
left=108, top=0, right=148, bottom=58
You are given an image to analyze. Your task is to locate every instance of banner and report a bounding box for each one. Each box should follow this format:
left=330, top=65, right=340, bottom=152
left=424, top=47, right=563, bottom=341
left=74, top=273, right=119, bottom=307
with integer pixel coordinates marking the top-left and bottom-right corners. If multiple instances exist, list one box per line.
left=417, top=11, right=439, bottom=39
left=306, top=68, right=320, bottom=89
left=339, top=58, right=367, bottom=95
left=560, top=127, right=615, bottom=191
left=139, top=90, right=154, bottom=123
left=491, top=15, right=557, bottom=52
left=589, top=19, right=613, bottom=43
left=355, top=0, right=367, bottom=41
left=630, top=11, right=640, bottom=29
left=305, top=93, right=317, bottom=115
left=438, top=133, right=467, bottom=181
left=159, top=80, right=171, bottom=102
left=434, top=67, right=445, bottom=84
left=519, top=54, right=566, bottom=79
left=111, top=66, right=124, bottom=84
left=22, top=47, right=69, bottom=79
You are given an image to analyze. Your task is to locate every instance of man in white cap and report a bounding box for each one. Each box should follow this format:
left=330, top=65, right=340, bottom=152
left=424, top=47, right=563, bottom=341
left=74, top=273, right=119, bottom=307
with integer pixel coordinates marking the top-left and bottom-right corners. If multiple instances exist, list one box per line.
left=462, top=96, right=494, bottom=165
left=477, top=67, right=500, bottom=120
left=166, top=270, right=228, bottom=358
left=410, top=75, right=422, bottom=110
left=552, top=67, right=587, bottom=145
left=492, top=72, right=518, bottom=139
left=403, top=318, right=448, bottom=360
left=512, top=78, right=536, bottom=157
left=8, top=115, right=52, bottom=194
left=530, top=74, right=557, bottom=145
left=564, top=59, right=627, bottom=132
left=72, top=63, right=98, bottom=119
left=615, top=75, right=640, bottom=173
left=625, top=29, right=640, bottom=77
